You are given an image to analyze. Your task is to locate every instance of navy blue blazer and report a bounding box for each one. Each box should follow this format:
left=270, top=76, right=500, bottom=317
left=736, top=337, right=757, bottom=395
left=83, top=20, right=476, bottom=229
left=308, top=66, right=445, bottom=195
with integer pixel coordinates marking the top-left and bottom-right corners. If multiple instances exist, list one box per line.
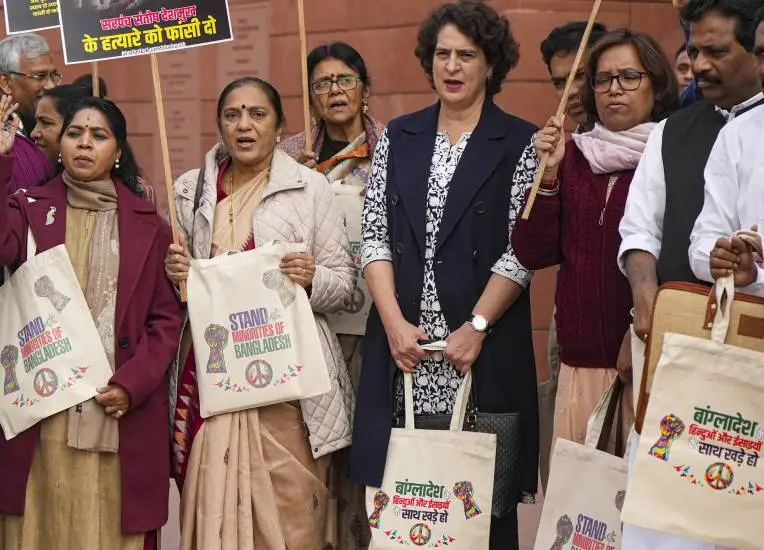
left=349, top=100, right=540, bottom=500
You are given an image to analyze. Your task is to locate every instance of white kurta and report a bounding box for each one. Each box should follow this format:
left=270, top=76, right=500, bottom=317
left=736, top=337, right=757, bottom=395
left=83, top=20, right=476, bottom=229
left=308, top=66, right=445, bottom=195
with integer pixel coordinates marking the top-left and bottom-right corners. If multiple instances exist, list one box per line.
left=620, top=95, right=764, bottom=550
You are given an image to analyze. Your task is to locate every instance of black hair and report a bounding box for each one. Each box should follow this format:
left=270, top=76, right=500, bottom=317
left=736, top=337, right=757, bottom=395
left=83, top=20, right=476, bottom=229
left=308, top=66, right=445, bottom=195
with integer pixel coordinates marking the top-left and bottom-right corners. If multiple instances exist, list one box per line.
left=307, top=42, right=370, bottom=87
left=72, top=74, right=108, bottom=97
left=757, top=5, right=764, bottom=30
left=59, top=97, right=142, bottom=195
left=581, top=28, right=680, bottom=124
left=676, top=43, right=688, bottom=58
left=540, top=21, right=609, bottom=70
left=216, top=77, right=285, bottom=128
left=41, top=84, right=92, bottom=119
left=415, top=0, right=519, bottom=98
left=681, top=0, right=764, bottom=52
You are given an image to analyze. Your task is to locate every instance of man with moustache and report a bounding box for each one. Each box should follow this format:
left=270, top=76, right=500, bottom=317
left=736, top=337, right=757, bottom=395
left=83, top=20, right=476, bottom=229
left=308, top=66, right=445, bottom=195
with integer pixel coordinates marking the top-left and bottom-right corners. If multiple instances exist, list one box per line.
left=691, top=8, right=764, bottom=297
left=618, top=0, right=763, bottom=547
left=537, top=20, right=609, bottom=493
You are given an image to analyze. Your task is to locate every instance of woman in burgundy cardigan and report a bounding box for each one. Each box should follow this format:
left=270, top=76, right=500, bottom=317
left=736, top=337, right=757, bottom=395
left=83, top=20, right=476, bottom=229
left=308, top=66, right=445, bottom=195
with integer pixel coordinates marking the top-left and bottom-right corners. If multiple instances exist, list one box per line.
left=512, top=29, right=679, bottom=449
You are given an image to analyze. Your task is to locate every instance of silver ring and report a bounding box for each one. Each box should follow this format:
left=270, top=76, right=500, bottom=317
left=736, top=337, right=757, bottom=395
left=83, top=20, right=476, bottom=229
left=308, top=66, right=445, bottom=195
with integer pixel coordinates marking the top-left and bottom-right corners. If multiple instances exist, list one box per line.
left=115, top=410, right=124, bottom=418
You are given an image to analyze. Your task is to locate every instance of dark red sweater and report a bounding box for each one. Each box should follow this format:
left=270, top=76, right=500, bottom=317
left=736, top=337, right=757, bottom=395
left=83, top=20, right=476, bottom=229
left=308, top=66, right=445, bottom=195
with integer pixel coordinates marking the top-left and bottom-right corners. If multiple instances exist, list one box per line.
left=512, top=145, right=633, bottom=368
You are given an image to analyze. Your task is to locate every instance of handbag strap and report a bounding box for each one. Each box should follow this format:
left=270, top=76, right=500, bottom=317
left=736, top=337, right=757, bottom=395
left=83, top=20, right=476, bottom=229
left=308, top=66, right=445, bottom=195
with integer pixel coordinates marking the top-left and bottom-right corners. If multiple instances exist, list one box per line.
left=401, top=371, right=473, bottom=433
left=193, top=167, right=205, bottom=214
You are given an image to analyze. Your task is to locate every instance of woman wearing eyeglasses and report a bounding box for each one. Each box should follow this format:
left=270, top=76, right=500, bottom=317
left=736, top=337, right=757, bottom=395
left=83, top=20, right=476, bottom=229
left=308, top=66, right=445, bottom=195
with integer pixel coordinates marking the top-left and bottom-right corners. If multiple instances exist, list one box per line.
left=280, top=42, right=383, bottom=549
left=512, top=29, right=679, bottom=450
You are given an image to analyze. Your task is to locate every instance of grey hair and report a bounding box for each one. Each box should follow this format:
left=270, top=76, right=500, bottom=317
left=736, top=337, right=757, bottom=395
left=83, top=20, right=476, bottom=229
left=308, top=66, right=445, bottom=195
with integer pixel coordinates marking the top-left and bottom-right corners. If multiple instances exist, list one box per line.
left=0, top=34, right=50, bottom=74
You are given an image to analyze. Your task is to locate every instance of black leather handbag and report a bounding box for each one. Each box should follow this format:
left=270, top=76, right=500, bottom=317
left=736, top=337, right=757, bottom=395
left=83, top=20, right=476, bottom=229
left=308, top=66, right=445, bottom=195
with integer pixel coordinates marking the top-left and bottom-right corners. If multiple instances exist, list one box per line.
left=392, top=370, right=521, bottom=517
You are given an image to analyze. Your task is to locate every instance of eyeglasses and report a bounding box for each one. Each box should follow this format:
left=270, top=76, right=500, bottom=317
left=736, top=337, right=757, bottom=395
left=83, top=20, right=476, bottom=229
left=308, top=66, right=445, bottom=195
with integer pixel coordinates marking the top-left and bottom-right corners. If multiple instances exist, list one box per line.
left=7, top=70, right=63, bottom=85
left=592, top=70, right=647, bottom=94
left=310, top=75, right=361, bottom=95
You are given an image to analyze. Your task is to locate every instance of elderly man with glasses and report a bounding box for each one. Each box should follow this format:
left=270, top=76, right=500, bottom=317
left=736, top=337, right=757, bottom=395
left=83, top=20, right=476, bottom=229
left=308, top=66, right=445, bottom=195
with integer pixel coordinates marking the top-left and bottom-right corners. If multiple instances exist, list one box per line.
left=0, top=33, right=60, bottom=196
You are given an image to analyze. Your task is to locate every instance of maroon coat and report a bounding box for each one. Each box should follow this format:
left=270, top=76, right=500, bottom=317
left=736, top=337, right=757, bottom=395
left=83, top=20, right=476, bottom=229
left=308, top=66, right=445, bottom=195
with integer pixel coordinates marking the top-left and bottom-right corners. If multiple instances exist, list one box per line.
left=512, top=145, right=633, bottom=368
left=0, top=155, right=183, bottom=534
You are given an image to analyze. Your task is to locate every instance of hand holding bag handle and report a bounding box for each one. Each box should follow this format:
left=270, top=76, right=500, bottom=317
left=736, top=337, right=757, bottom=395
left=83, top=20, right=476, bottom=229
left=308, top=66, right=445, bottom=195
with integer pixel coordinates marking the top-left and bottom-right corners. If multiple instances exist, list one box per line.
left=711, top=274, right=735, bottom=344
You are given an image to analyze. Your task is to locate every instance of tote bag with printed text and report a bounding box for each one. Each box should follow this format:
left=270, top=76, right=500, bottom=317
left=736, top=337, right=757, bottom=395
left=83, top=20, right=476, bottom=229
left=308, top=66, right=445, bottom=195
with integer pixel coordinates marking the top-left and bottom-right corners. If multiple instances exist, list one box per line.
left=366, top=371, right=495, bottom=549
left=622, top=276, right=764, bottom=548
left=325, top=180, right=370, bottom=336
left=534, top=376, right=628, bottom=550
left=186, top=241, right=331, bottom=418
left=0, top=223, right=112, bottom=438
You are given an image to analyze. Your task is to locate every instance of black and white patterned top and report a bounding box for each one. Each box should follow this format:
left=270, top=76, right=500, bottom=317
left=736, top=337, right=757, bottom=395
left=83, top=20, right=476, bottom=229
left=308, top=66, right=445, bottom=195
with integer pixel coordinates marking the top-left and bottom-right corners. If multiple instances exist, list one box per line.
left=361, top=129, right=536, bottom=414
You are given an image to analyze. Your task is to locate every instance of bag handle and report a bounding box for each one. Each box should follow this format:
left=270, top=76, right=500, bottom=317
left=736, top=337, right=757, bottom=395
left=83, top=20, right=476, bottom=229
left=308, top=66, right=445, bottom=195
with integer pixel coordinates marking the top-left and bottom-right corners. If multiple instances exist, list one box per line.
left=711, top=230, right=764, bottom=342
left=711, top=275, right=735, bottom=344
left=3, top=197, right=38, bottom=283
left=402, top=371, right=472, bottom=433
left=584, top=375, right=622, bottom=450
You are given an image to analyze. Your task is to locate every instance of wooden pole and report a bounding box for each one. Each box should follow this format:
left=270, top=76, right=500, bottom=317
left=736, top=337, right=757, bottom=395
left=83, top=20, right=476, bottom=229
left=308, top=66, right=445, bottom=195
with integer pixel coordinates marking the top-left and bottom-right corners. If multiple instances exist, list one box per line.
left=91, top=62, right=99, bottom=97
left=150, top=53, right=186, bottom=301
left=521, top=0, right=604, bottom=220
left=297, top=0, right=312, bottom=151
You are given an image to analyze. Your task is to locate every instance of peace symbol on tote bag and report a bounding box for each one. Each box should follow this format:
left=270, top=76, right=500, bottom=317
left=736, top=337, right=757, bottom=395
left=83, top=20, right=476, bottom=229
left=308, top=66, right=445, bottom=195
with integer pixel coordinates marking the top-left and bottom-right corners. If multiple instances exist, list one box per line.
left=0, top=205, right=112, bottom=439
left=366, top=372, right=495, bottom=549
left=186, top=241, right=331, bottom=418
left=325, top=181, right=371, bottom=336
left=622, top=276, right=764, bottom=549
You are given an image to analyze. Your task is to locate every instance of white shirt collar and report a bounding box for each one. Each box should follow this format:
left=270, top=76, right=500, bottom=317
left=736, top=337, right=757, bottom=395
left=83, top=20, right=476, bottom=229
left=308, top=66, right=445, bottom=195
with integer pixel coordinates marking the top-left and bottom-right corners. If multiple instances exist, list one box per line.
left=715, top=92, right=764, bottom=122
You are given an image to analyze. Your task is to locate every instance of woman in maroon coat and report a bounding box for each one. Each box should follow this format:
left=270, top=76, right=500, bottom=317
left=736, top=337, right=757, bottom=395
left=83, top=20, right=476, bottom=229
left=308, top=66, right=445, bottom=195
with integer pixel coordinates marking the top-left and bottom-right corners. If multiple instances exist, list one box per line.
left=513, top=29, right=678, bottom=450
left=0, top=96, right=182, bottom=550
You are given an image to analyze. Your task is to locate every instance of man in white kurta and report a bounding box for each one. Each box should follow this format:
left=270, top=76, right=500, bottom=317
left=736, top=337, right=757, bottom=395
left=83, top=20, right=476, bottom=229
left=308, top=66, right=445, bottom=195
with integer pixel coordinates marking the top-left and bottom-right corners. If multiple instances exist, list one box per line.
left=690, top=103, right=764, bottom=292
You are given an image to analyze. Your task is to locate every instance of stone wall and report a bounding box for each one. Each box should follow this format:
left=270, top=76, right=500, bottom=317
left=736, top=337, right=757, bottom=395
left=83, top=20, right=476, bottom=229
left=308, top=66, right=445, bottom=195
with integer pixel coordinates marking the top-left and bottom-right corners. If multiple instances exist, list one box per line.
left=0, top=0, right=683, bottom=380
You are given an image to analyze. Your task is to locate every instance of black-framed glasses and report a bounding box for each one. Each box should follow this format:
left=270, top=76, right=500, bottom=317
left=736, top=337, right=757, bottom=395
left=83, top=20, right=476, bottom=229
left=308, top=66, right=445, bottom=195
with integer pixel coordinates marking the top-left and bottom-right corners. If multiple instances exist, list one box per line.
left=592, top=70, right=647, bottom=94
left=310, top=74, right=361, bottom=95
left=7, top=70, right=63, bottom=85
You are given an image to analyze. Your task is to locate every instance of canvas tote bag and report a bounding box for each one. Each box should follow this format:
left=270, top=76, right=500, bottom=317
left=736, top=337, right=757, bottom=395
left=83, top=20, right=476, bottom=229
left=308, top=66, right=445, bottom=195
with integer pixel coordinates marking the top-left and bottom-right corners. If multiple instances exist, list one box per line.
left=366, top=371, right=495, bottom=549
left=325, top=180, right=371, bottom=336
left=534, top=376, right=628, bottom=550
left=0, top=220, right=112, bottom=438
left=622, top=276, right=764, bottom=548
left=186, top=241, right=331, bottom=418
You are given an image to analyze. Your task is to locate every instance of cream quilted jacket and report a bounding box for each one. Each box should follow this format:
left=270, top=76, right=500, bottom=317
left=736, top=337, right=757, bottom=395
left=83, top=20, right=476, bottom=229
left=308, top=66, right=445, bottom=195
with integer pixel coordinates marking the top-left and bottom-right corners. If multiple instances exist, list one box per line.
left=171, top=144, right=356, bottom=458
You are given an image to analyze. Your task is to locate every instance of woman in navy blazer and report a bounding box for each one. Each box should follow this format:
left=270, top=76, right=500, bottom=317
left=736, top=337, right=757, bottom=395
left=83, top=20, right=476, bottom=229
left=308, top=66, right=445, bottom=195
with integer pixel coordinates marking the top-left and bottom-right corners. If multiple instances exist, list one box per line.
left=350, top=2, right=539, bottom=547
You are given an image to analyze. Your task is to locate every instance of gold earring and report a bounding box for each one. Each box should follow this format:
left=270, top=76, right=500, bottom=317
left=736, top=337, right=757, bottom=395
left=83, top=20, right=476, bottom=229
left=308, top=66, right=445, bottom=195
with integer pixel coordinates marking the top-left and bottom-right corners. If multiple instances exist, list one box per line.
left=311, top=115, right=317, bottom=126
left=362, top=100, right=369, bottom=114
left=276, top=135, right=281, bottom=143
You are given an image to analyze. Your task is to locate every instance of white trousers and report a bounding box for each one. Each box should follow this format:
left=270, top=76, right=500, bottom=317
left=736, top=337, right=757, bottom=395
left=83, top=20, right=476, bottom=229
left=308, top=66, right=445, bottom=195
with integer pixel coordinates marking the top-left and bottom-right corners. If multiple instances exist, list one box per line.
left=621, top=428, right=733, bottom=550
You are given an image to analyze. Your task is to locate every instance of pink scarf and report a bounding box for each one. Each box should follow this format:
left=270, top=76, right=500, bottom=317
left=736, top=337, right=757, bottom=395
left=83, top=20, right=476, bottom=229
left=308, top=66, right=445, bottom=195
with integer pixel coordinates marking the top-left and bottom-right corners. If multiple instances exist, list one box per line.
left=571, top=122, right=656, bottom=174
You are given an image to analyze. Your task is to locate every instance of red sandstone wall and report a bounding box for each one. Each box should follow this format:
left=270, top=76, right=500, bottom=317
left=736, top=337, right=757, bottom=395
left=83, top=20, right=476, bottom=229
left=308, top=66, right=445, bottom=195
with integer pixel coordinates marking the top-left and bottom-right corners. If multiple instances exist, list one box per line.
left=0, top=0, right=682, bottom=380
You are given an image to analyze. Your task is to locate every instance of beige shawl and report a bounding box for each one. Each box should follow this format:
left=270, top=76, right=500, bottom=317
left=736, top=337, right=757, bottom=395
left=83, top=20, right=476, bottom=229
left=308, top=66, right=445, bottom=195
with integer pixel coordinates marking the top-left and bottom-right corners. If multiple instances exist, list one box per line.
left=62, top=172, right=121, bottom=453
left=211, top=165, right=270, bottom=255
